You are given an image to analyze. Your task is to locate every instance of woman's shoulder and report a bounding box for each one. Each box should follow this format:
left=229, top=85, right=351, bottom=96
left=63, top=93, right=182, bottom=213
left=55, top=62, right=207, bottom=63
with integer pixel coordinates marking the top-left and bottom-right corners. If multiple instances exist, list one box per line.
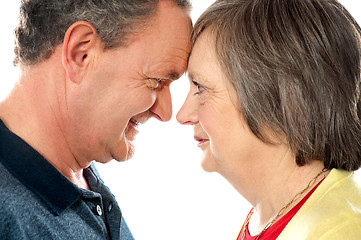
left=277, top=168, right=361, bottom=240
left=319, top=169, right=361, bottom=206
left=301, top=168, right=361, bottom=223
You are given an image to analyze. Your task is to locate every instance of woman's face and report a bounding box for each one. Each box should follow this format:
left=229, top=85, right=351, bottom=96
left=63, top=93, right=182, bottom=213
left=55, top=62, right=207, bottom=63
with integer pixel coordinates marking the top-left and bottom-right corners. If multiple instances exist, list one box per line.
left=177, top=31, right=276, bottom=179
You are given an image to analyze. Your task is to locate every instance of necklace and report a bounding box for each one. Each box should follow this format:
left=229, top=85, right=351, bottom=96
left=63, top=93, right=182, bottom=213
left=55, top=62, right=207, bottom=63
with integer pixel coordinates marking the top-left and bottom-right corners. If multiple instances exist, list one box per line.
left=240, top=168, right=328, bottom=240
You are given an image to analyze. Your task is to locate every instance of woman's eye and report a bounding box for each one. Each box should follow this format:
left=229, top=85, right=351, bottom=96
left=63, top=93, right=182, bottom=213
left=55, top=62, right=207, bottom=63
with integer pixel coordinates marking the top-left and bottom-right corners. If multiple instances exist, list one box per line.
left=192, top=80, right=205, bottom=95
left=195, top=85, right=205, bottom=95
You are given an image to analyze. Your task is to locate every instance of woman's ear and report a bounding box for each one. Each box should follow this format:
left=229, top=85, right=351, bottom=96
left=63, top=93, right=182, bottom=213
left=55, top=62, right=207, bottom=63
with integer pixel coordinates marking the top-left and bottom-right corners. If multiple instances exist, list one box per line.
left=62, top=21, right=101, bottom=84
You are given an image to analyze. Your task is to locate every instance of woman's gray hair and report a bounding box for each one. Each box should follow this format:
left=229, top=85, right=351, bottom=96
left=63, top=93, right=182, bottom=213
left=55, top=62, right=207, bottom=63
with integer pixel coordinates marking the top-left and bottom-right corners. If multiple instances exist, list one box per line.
left=193, top=0, right=361, bottom=170
left=14, top=0, right=191, bottom=66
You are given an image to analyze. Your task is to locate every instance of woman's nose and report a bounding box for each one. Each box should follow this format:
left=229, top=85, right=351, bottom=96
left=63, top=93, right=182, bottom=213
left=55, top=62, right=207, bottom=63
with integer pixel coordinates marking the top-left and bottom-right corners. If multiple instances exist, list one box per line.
left=176, top=90, right=199, bottom=125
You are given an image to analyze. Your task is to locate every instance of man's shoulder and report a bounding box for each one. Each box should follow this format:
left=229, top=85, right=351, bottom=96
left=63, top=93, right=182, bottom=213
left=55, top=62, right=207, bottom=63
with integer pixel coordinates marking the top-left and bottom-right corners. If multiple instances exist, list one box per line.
left=0, top=160, right=47, bottom=220
left=0, top=160, right=43, bottom=239
left=0, top=160, right=30, bottom=202
left=0, top=161, right=110, bottom=239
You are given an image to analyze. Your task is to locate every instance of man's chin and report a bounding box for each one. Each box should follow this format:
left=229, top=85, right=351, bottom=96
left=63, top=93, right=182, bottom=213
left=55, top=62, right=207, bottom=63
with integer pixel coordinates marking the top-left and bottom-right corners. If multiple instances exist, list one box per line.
left=113, top=150, right=135, bottom=162
left=111, top=137, right=136, bottom=162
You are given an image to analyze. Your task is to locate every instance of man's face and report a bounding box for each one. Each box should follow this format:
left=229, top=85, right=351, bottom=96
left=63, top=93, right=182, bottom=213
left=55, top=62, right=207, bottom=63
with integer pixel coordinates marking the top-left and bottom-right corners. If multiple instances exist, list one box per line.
left=66, top=1, right=191, bottom=164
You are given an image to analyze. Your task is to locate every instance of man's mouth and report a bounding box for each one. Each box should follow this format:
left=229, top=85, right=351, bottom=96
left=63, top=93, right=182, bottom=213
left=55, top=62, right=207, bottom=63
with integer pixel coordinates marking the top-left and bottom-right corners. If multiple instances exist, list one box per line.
left=129, top=118, right=140, bottom=128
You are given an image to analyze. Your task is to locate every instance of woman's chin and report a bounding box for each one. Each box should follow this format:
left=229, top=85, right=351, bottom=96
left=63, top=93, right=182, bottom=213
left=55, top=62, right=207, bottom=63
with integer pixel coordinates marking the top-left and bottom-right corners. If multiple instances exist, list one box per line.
left=200, top=150, right=217, bottom=172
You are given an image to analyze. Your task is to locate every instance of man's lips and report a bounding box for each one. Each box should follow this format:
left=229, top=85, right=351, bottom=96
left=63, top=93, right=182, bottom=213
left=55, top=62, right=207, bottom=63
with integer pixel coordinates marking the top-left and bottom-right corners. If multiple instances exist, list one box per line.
left=129, top=118, right=140, bottom=127
left=194, top=136, right=209, bottom=147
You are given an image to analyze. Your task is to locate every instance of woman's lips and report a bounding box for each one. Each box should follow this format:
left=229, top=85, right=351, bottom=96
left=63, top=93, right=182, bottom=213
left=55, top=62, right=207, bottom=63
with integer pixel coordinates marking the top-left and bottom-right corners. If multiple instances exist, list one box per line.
left=194, top=136, right=209, bottom=147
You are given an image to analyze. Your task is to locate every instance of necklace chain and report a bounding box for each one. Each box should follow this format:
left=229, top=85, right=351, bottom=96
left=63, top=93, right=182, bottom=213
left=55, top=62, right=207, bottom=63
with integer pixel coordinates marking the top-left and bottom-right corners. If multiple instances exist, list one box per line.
left=241, top=168, right=328, bottom=240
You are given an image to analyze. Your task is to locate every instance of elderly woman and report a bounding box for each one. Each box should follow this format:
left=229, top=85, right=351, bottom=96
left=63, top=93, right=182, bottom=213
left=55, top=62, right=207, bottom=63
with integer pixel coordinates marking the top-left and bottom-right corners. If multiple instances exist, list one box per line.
left=177, top=0, right=361, bottom=239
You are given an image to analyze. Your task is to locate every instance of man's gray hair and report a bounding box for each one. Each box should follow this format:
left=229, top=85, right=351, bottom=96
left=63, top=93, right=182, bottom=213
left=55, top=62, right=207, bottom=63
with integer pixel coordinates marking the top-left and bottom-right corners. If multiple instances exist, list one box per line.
left=14, top=0, right=191, bottom=66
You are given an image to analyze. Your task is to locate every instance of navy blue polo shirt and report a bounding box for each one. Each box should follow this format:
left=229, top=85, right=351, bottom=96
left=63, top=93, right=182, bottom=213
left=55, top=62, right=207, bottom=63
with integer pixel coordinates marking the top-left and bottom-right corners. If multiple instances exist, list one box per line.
left=0, top=120, right=134, bottom=240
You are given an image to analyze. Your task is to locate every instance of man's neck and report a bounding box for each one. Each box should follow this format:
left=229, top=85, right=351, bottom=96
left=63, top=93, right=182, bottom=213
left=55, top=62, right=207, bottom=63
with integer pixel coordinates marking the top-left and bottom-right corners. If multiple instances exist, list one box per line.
left=0, top=63, right=91, bottom=189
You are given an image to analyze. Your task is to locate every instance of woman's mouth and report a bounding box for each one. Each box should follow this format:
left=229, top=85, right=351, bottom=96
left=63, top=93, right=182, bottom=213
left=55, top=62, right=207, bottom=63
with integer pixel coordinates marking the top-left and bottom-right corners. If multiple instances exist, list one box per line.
left=194, top=136, right=209, bottom=148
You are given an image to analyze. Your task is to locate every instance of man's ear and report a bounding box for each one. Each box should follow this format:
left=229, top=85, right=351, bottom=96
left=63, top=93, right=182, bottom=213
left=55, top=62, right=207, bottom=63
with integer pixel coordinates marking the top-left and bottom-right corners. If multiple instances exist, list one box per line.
left=62, top=21, right=101, bottom=84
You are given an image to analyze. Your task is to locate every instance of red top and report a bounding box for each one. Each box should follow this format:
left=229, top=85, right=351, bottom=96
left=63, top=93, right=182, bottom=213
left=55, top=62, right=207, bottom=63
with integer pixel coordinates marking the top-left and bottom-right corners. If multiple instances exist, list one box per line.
left=237, top=178, right=324, bottom=240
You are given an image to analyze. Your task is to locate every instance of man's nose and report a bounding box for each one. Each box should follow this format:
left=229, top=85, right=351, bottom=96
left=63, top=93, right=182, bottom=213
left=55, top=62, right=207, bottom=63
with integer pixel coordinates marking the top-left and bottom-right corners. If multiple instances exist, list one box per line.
left=149, top=86, right=173, bottom=122
left=176, top=90, right=198, bottom=125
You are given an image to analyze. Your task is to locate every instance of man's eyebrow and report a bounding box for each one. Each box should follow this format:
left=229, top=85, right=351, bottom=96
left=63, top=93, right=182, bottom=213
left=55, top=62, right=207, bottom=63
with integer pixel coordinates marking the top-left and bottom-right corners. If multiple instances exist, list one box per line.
left=166, top=71, right=181, bottom=80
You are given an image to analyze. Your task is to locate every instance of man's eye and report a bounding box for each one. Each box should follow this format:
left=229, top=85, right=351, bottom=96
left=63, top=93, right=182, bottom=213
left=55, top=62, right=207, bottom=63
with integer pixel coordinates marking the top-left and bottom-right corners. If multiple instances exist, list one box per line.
left=146, top=78, right=163, bottom=89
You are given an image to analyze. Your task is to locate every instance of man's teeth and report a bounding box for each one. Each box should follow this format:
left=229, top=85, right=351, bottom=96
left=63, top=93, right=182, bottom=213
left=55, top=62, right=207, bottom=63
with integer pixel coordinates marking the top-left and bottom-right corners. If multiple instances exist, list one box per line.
left=130, top=118, right=139, bottom=126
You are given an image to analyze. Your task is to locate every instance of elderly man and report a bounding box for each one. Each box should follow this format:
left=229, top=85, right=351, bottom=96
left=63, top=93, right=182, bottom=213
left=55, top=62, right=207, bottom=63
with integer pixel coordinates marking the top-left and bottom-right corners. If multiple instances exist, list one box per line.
left=0, top=0, right=191, bottom=239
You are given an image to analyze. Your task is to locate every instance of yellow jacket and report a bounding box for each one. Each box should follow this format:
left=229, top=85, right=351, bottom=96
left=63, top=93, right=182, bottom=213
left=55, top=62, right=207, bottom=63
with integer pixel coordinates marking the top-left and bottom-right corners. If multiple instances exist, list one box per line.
left=278, top=169, right=361, bottom=240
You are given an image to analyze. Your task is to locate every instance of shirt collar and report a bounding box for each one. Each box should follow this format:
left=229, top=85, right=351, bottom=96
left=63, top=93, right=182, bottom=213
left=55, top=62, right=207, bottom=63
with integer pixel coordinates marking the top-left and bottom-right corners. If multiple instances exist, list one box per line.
left=0, top=119, right=82, bottom=216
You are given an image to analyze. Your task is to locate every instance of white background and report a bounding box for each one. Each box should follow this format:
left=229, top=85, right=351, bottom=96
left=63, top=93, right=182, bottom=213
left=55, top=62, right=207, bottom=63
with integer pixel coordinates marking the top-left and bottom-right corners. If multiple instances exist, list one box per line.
left=0, top=1, right=360, bottom=240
